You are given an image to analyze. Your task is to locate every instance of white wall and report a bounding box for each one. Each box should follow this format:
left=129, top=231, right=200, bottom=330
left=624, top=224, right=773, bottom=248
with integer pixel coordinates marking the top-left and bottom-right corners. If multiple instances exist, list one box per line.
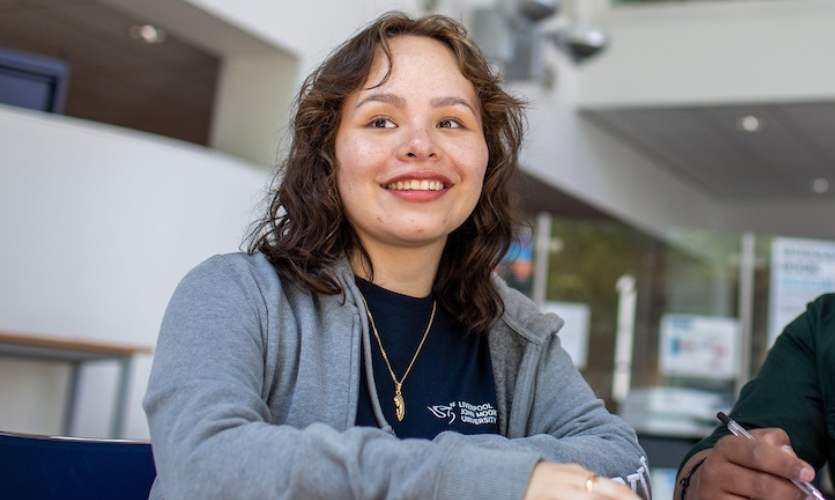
left=210, top=52, right=300, bottom=166
left=581, top=0, right=835, bottom=107
left=0, top=105, right=269, bottom=438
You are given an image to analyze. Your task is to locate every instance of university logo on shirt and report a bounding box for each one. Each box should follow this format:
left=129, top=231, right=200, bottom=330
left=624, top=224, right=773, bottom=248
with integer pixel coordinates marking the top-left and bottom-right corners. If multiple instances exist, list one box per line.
left=427, top=401, right=497, bottom=426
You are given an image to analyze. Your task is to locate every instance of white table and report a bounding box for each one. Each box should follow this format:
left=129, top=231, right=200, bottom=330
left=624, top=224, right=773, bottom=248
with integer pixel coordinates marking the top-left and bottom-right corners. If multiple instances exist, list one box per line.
left=0, top=330, right=153, bottom=438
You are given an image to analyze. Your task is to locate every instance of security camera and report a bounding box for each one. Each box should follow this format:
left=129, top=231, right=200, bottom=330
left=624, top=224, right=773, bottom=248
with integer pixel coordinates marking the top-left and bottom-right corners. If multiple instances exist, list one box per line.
left=549, top=24, right=608, bottom=64
left=517, top=0, right=560, bottom=22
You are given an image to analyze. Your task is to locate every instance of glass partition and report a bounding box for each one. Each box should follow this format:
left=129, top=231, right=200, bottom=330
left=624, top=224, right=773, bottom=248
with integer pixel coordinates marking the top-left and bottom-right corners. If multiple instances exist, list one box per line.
left=500, top=212, right=835, bottom=425
left=499, top=211, right=835, bottom=493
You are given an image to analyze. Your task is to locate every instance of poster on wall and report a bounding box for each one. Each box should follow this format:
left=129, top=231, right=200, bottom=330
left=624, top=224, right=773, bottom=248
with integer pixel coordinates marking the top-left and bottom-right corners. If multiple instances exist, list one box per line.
left=543, top=301, right=590, bottom=369
left=659, top=314, right=739, bottom=380
left=769, top=237, right=835, bottom=344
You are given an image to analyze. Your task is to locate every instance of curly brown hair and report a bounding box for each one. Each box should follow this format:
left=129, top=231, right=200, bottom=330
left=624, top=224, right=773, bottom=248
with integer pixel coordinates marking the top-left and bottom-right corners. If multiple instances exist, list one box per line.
left=247, top=11, right=526, bottom=333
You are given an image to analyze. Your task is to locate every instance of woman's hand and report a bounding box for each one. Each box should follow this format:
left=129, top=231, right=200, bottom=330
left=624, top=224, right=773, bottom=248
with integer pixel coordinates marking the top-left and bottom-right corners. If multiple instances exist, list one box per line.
left=522, top=462, right=641, bottom=500
left=680, top=428, right=816, bottom=500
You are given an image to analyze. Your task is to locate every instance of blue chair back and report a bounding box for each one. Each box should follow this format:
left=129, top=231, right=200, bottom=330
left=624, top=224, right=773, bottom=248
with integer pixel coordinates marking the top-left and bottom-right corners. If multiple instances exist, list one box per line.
left=0, top=430, right=156, bottom=500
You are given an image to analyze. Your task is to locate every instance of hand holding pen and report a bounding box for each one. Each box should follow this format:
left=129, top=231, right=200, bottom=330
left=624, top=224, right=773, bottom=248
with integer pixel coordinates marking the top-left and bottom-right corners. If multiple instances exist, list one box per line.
left=677, top=413, right=824, bottom=500
left=717, top=412, right=826, bottom=500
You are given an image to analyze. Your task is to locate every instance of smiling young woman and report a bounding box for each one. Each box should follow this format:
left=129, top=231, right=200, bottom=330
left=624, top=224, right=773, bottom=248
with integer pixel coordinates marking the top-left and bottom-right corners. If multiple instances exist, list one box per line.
left=249, top=12, right=526, bottom=335
left=143, top=12, right=650, bottom=500
left=335, top=35, right=489, bottom=297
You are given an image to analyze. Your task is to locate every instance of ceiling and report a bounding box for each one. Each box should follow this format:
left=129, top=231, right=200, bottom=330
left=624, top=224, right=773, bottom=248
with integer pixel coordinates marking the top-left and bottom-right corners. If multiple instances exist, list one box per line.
left=515, top=171, right=612, bottom=219
left=0, top=0, right=219, bottom=145
left=582, top=101, right=835, bottom=202
left=2, top=0, right=831, bottom=211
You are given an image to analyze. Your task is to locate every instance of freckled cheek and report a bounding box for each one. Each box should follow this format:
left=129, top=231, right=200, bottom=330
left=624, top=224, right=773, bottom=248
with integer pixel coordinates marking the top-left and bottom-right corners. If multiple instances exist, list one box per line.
left=347, top=133, right=387, bottom=157
left=467, top=143, right=489, bottom=183
left=467, top=146, right=488, bottom=206
left=337, top=160, right=371, bottom=192
left=339, top=141, right=385, bottom=180
left=445, top=139, right=486, bottom=167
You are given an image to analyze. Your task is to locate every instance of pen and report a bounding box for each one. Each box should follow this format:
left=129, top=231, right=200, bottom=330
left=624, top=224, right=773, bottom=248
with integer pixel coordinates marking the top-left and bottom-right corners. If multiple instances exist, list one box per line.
left=717, top=412, right=827, bottom=500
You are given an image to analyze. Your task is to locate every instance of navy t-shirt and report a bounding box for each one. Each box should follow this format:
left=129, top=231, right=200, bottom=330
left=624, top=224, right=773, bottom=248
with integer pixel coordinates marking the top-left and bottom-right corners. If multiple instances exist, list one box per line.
left=354, top=279, right=500, bottom=439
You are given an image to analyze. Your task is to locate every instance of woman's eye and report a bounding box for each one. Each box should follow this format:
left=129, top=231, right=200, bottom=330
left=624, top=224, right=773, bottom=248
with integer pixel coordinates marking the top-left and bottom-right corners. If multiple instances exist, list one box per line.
left=438, top=119, right=462, bottom=129
left=371, top=118, right=396, bottom=128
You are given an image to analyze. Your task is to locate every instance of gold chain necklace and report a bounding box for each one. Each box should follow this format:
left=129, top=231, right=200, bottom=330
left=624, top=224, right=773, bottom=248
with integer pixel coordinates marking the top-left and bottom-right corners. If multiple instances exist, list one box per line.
left=360, top=294, right=437, bottom=422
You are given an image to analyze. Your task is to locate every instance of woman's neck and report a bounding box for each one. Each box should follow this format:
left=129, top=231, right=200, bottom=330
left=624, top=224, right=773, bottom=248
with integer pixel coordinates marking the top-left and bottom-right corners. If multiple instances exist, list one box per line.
left=350, top=244, right=443, bottom=298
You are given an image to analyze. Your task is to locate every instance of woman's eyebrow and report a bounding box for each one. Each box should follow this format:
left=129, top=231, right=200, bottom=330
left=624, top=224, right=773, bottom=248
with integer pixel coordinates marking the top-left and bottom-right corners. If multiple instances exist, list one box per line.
left=431, top=96, right=477, bottom=115
left=355, top=93, right=478, bottom=116
left=356, top=93, right=404, bottom=109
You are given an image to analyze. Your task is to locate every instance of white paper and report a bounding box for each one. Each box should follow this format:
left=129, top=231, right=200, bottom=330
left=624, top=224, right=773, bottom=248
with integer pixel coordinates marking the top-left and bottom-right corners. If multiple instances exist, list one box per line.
left=769, top=237, right=835, bottom=345
left=544, top=301, right=590, bottom=369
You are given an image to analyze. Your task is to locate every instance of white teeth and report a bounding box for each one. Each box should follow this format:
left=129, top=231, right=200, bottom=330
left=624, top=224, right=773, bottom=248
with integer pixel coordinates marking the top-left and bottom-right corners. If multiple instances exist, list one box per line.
left=386, top=180, right=446, bottom=191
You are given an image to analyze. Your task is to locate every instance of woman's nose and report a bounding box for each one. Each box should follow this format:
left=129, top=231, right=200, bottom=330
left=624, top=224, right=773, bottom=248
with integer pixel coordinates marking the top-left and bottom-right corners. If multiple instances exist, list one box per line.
left=399, top=127, right=437, bottom=160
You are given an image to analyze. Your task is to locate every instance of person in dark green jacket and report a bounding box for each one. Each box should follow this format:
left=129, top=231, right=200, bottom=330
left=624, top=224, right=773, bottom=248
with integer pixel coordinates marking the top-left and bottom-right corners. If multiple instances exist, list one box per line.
left=675, top=293, right=835, bottom=500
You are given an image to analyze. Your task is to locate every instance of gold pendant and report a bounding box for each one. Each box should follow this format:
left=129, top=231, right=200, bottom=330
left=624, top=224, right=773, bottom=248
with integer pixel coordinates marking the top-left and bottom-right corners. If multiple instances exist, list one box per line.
left=394, top=388, right=405, bottom=421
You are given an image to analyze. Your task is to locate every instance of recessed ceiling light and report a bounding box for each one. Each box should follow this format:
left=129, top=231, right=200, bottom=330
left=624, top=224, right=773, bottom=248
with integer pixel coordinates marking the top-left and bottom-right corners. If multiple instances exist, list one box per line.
left=810, top=178, right=830, bottom=194
left=129, top=24, right=166, bottom=44
left=736, top=114, right=762, bottom=133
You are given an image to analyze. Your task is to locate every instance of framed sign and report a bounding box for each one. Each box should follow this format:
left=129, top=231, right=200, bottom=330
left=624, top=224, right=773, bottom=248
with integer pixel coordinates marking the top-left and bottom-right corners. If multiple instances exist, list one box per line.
left=659, top=314, right=739, bottom=380
left=769, top=237, right=835, bottom=344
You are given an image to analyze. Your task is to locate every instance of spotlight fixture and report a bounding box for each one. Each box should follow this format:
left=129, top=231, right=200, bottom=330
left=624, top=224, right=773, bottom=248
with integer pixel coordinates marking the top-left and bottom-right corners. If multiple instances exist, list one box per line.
left=736, top=114, right=762, bottom=133
left=810, top=178, right=830, bottom=194
left=129, top=24, right=166, bottom=44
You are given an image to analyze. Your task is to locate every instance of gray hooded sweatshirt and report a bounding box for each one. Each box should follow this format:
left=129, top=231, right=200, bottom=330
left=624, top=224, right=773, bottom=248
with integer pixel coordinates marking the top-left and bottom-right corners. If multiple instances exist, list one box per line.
left=144, top=252, right=651, bottom=500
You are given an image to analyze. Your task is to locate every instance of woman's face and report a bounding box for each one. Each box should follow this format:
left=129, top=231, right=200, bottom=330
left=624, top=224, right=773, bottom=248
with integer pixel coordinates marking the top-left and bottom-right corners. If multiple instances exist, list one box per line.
left=335, top=35, right=488, bottom=258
